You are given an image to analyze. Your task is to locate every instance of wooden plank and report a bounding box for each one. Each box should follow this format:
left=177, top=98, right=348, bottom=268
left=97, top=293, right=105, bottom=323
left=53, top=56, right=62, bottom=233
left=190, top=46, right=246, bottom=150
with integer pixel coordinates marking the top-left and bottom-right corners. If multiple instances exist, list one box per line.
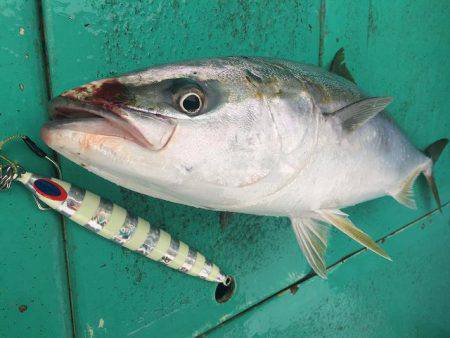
left=206, top=1, right=450, bottom=334
left=0, top=1, right=73, bottom=337
left=41, top=1, right=324, bottom=336
left=207, top=205, right=450, bottom=337
left=40, top=0, right=448, bottom=336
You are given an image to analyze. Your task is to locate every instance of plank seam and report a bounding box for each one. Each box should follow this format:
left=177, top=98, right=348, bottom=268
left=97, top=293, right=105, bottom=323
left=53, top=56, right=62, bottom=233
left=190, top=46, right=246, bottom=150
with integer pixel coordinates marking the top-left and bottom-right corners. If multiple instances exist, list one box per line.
left=199, top=202, right=449, bottom=337
left=36, top=0, right=52, bottom=99
left=36, top=1, right=76, bottom=337
left=318, top=0, right=326, bottom=66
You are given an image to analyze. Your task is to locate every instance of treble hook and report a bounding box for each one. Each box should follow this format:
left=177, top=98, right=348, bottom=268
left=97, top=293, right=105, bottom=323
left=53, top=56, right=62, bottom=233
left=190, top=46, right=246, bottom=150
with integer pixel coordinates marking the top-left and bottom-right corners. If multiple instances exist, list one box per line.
left=0, top=135, right=62, bottom=210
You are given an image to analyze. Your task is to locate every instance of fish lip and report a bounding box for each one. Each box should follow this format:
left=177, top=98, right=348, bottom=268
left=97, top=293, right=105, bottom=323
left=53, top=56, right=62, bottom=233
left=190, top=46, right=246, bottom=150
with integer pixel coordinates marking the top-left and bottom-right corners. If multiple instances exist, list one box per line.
left=47, top=95, right=174, bottom=150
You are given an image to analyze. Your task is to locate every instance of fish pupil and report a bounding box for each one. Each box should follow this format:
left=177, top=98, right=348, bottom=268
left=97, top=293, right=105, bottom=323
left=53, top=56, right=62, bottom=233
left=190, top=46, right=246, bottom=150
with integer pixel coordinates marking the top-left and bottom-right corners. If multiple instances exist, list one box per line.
left=181, top=93, right=201, bottom=113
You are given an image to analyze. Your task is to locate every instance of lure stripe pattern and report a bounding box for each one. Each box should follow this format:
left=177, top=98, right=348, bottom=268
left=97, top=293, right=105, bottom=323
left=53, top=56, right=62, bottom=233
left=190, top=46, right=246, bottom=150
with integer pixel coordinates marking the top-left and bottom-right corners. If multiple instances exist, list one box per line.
left=168, top=241, right=189, bottom=270
left=137, top=227, right=160, bottom=255
left=19, top=173, right=227, bottom=283
left=180, top=248, right=197, bottom=273
left=87, top=198, right=113, bottom=232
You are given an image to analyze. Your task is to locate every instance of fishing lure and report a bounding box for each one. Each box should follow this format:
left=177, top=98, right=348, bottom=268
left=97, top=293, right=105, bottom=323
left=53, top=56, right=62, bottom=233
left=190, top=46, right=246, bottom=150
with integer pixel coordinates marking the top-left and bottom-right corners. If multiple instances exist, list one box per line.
left=0, top=135, right=231, bottom=285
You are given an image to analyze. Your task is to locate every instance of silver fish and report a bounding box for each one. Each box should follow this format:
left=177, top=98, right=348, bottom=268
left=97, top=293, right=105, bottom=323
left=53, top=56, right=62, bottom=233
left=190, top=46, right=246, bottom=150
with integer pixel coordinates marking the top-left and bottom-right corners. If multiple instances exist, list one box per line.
left=41, top=52, right=447, bottom=278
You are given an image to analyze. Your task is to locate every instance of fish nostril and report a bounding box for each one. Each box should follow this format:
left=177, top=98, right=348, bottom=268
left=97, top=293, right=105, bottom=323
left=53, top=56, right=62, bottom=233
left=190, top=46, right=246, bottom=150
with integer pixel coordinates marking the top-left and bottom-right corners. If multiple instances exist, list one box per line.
left=215, top=276, right=236, bottom=303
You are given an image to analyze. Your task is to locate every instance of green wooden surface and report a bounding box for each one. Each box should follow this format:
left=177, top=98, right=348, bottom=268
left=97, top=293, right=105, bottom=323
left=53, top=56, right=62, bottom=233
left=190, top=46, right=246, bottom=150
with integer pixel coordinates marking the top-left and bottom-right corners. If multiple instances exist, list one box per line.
left=207, top=206, right=450, bottom=337
left=0, top=1, right=72, bottom=337
left=1, top=1, right=449, bottom=337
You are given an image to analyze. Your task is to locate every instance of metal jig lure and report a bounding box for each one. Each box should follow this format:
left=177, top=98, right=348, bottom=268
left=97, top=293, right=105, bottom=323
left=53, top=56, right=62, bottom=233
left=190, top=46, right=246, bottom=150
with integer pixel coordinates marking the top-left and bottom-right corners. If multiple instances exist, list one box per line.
left=0, top=135, right=231, bottom=285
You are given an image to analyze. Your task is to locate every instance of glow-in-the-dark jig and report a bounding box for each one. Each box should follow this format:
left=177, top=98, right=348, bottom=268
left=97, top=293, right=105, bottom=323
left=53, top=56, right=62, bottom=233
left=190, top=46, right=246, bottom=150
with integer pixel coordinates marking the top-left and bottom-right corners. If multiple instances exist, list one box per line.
left=0, top=135, right=231, bottom=285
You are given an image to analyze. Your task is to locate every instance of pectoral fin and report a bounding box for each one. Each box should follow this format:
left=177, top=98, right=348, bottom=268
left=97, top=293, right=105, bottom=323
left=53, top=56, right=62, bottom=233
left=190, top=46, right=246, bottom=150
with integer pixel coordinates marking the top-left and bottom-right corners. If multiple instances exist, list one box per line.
left=290, top=217, right=329, bottom=278
left=333, top=97, right=392, bottom=132
left=318, top=209, right=391, bottom=261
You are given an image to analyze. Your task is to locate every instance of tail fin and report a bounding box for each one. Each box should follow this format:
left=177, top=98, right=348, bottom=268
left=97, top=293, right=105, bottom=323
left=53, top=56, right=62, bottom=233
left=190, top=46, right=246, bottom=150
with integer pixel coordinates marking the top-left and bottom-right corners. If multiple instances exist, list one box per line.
left=423, top=138, right=448, bottom=212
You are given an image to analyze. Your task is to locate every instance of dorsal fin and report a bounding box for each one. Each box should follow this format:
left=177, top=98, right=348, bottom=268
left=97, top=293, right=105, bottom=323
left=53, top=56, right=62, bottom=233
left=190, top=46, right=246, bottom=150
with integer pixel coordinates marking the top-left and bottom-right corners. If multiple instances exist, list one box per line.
left=333, top=97, right=392, bottom=132
left=330, top=48, right=356, bottom=84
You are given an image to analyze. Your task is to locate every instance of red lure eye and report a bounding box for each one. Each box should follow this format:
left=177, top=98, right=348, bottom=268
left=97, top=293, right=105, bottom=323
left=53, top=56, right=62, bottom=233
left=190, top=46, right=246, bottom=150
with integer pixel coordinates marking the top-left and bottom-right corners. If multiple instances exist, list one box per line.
left=33, top=179, right=68, bottom=201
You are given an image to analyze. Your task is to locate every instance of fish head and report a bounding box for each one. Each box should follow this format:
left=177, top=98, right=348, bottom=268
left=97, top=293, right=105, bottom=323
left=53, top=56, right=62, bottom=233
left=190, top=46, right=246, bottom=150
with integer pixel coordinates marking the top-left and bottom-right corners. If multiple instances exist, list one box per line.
left=42, top=57, right=316, bottom=208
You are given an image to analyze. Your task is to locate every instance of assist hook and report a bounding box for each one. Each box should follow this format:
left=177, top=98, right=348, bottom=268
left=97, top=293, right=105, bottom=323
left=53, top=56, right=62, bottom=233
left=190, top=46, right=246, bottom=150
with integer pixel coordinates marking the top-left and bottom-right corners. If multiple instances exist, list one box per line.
left=0, top=135, right=61, bottom=209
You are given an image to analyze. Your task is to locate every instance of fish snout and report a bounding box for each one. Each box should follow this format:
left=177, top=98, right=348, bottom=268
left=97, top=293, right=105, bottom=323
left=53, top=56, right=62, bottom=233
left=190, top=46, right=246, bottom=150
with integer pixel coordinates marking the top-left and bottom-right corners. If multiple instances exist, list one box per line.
left=60, top=78, right=131, bottom=107
left=46, top=79, right=177, bottom=151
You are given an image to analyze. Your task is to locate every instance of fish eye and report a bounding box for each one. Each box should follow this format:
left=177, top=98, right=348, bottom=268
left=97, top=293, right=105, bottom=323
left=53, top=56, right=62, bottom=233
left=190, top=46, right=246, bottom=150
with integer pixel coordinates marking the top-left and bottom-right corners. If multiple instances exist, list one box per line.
left=170, top=80, right=206, bottom=116
left=179, top=92, right=202, bottom=115
left=178, top=89, right=203, bottom=116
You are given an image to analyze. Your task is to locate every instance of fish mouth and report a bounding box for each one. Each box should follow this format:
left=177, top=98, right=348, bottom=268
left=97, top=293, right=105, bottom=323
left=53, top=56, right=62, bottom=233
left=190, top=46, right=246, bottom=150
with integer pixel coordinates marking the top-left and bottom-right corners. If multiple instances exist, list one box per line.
left=44, top=93, right=176, bottom=151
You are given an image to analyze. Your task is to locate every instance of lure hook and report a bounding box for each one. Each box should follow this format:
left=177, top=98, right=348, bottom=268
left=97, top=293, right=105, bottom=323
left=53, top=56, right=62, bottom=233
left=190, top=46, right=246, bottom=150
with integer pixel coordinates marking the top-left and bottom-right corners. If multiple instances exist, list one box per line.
left=0, top=162, right=19, bottom=191
left=21, top=136, right=62, bottom=179
left=0, top=135, right=61, bottom=211
left=33, top=195, right=51, bottom=211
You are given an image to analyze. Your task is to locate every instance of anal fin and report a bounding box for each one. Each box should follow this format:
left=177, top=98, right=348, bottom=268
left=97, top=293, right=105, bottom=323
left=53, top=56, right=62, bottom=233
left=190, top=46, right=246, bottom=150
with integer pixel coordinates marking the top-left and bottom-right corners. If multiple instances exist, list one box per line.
left=290, top=217, right=329, bottom=279
left=390, top=167, right=422, bottom=209
left=318, top=210, right=391, bottom=261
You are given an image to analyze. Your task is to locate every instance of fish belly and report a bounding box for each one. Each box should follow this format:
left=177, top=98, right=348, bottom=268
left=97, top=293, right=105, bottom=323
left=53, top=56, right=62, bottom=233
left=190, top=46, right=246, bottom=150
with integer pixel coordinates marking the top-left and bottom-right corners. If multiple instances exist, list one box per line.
left=255, top=114, right=431, bottom=215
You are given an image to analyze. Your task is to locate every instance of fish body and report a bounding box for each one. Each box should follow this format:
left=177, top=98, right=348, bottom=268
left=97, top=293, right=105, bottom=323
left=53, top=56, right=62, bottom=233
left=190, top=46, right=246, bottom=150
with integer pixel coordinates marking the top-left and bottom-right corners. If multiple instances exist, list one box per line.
left=42, top=56, right=446, bottom=278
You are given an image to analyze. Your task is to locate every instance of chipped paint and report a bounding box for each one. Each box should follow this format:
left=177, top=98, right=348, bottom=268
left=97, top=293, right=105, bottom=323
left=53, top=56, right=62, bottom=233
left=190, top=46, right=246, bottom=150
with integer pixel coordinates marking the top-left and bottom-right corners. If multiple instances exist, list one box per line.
left=86, top=324, right=94, bottom=338
left=18, top=305, right=27, bottom=313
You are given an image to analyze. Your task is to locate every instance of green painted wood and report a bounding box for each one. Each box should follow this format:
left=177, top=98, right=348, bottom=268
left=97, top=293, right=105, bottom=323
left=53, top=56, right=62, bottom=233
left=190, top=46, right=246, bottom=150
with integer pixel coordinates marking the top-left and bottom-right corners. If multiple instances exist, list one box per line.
left=0, top=1, right=73, bottom=337
left=37, top=0, right=449, bottom=337
left=41, top=1, right=325, bottom=336
left=323, top=0, right=450, bottom=190
left=207, top=1, right=450, bottom=335
left=207, top=205, right=450, bottom=337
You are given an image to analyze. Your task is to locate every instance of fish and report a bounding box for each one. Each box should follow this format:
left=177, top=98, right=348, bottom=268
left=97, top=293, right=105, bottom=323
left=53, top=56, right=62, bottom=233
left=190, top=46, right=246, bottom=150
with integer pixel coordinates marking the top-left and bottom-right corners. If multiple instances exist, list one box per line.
left=41, top=50, right=448, bottom=278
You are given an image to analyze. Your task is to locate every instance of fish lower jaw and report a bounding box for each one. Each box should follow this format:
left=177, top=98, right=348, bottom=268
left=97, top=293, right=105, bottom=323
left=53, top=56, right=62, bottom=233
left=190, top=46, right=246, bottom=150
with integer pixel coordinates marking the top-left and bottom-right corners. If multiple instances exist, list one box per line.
left=47, top=96, right=165, bottom=150
left=43, top=118, right=135, bottom=143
